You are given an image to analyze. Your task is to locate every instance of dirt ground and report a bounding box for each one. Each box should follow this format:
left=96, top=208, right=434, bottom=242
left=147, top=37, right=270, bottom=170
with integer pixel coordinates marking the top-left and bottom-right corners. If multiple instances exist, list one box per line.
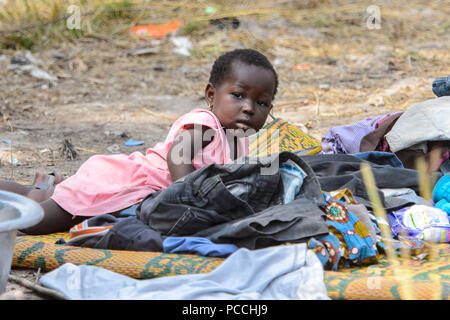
left=1, top=0, right=449, bottom=299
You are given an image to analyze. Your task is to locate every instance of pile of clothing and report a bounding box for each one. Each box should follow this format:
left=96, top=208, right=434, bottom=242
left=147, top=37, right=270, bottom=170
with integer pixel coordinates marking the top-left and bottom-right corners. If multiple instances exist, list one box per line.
left=319, top=79, right=450, bottom=249
left=321, top=96, right=450, bottom=174
left=58, top=149, right=448, bottom=266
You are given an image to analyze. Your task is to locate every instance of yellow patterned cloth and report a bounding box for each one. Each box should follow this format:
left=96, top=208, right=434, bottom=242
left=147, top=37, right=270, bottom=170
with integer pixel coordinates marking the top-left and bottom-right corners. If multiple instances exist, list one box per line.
left=248, top=118, right=322, bottom=157
left=13, top=233, right=223, bottom=279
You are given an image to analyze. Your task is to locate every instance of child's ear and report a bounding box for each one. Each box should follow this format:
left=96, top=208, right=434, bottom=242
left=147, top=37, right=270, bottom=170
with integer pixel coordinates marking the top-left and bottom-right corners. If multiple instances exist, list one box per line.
left=205, top=83, right=215, bottom=109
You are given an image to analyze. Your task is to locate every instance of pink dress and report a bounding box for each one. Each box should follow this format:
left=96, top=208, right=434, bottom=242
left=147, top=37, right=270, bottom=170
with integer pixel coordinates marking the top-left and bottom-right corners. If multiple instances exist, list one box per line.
left=52, top=108, right=248, bottom=216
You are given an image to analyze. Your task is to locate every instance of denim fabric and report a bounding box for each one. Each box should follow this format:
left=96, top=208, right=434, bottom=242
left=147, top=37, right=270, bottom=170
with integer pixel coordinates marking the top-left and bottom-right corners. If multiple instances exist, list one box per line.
left=440, top=159, right=450, bottom=174
left=193, top=197, right=329, bottom=249
left=352, top=151, right=404, bottom=168
left=302, top=154, right=423, bottom=202
left=432, top=76, right=450, bottom=97
left=163, top=237, right=238, bottom=257
left=117, top=204, right=138, bottom=220
left=136, top=152, right=328, bottom=250
left=300, top=153, right=441, bottom=212
left=280, top=162, right=305, bottom=203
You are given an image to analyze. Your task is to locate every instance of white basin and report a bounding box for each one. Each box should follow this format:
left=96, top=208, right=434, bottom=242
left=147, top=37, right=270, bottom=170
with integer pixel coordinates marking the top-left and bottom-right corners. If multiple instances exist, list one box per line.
left=0, top=191, right=43, bottom=294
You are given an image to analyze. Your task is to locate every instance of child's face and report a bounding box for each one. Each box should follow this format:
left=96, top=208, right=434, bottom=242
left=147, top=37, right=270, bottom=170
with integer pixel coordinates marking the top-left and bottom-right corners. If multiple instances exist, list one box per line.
left=205, top=61, right=275, bottom=134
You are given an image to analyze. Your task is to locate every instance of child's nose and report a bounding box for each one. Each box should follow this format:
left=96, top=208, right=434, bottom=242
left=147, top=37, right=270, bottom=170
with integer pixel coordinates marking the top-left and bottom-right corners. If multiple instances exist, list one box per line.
left=242, top=100, right=255, bottom=114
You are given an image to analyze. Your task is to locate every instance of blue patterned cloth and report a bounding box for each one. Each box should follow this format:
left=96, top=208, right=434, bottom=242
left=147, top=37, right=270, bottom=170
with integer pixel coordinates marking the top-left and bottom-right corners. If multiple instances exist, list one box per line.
left=308, top=193, right=378, bottom=270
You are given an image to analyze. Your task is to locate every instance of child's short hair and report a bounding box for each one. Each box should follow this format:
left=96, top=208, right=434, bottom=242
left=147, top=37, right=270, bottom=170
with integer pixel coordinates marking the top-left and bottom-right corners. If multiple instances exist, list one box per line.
left=208, top=49, right=278, bottom=98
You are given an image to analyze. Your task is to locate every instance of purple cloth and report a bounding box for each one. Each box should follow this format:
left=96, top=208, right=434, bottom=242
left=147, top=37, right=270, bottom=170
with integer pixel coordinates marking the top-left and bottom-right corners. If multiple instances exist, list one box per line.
left=321, top=113, right=396, bottom=154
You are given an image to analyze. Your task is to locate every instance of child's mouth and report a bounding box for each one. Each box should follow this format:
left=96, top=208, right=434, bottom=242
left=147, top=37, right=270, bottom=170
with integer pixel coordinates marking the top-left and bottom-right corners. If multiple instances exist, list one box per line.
left=236, top=120, right=251, bottom=130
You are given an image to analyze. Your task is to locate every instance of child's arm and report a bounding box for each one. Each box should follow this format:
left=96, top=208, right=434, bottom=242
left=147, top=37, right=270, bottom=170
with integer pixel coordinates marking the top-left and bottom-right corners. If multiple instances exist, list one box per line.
left=167, top=126, right=212, bottom=181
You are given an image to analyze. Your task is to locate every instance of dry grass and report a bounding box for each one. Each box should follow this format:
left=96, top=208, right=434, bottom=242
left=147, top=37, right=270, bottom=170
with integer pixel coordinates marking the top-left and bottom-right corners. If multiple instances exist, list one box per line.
left=1, top=0, right=449, bottom=141
left=0, top=0, right=333, bottom=49
left=4, top=0, right=447, bottom=51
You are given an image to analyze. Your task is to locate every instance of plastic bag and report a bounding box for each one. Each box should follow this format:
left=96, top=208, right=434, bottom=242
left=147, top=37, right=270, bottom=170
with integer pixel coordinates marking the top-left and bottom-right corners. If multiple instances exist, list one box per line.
left=388, top=205, right=450, bottom=243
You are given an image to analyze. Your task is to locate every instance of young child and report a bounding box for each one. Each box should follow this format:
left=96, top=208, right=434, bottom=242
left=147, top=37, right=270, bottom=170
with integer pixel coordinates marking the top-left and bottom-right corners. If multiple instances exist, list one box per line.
left=0, top=48, right=278, bottom=235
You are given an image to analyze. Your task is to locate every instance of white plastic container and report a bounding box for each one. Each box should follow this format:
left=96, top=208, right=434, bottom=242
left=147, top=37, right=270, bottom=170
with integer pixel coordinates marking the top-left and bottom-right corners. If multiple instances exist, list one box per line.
left=0, top=191, right=43, bottom=294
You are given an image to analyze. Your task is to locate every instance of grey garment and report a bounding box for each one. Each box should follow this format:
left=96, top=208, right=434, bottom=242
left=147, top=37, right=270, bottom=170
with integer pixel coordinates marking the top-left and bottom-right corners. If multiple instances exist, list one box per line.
left=354, top=195, right=414, bottom=213
left=346, top=204, right=378, bottom=244
left=381, top=188, right=428, bottom=205
left=137, top=152, right=328, bottom=250
left=385, top=96, right=450, bottom=152
left=39, top=243, right=330, bottom=300
left=193, top=197, right=329, bottom=249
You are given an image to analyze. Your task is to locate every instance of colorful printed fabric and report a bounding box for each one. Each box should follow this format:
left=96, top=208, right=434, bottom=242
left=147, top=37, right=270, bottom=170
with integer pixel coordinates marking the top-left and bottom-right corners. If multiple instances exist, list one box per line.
left=308, top=234, right=344, bottom=270
left=328, top=188, right=356, bottom=204
left=308, top=193, right=378, bottom=271
left=247, top=118, right=322, bottom=157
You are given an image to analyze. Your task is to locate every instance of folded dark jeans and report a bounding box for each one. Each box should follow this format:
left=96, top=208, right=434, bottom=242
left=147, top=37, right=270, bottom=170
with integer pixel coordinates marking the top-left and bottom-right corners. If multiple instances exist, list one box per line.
left=193, top=197, right=329, bottom=249
left=136, top=152, right=328, bottom=249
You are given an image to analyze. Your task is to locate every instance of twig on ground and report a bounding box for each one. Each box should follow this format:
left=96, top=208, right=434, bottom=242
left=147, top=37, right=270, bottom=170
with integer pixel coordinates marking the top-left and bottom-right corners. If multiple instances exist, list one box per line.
left=8, top=274, right=66, bottom=300
left=141, top=107, right=178, bottom=122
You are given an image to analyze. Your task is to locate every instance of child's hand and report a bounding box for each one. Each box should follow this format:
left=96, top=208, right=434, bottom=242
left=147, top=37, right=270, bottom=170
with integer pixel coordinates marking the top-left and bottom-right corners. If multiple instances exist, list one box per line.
left=167, top=126, right=212, bottom=181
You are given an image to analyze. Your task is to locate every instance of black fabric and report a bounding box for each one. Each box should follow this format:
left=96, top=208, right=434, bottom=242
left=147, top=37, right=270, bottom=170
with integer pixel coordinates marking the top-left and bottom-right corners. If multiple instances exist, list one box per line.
left=136, top=151, right=329, bottom=249
left=66, top=214, right=165, bottom=252
left=300, top=153, right=442, bottom=211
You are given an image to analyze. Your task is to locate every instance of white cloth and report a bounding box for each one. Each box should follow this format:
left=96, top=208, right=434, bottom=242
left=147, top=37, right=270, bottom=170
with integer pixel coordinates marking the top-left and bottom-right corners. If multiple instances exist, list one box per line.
left=385, top=96, right=450, bottom=152
left=39, top=243, right=329, bottom=300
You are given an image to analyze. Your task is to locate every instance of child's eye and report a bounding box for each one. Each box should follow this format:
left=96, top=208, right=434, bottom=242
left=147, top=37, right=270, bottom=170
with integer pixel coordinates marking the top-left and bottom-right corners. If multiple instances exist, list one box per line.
left=231, top=92, right=243, bottom=99
left=257, top=100, right=269, bottom=107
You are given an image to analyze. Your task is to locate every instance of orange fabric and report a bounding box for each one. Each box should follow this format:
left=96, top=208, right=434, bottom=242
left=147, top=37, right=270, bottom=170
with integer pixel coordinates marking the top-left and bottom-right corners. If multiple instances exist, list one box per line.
left=132, top=21, right=184, bottom=38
